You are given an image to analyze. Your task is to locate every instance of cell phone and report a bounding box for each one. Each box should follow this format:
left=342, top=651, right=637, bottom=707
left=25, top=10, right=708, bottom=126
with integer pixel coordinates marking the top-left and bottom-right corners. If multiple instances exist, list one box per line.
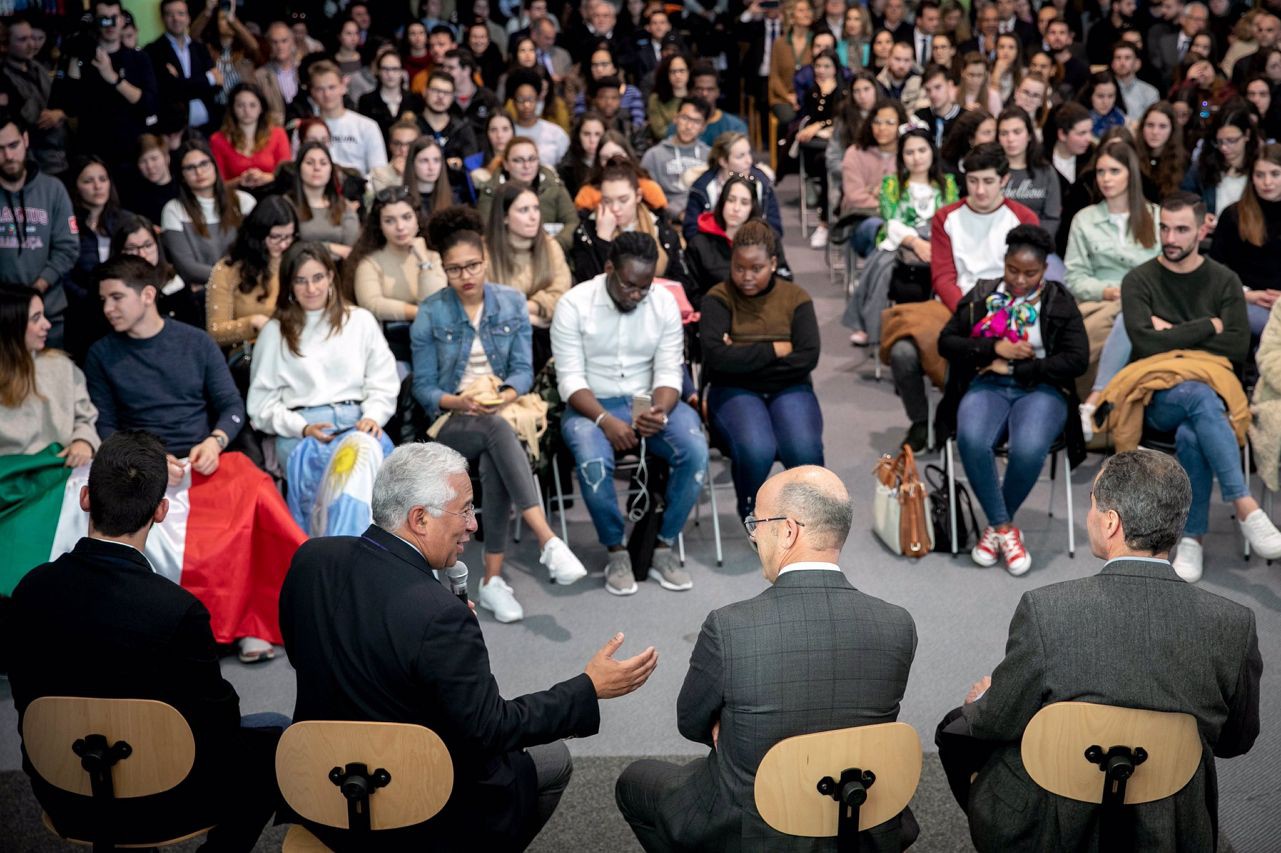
left=97, top=15, right=116, bottom=28
left=631, top=392, right=653, bottom=423
left=476, top=396, right=504, bottom=407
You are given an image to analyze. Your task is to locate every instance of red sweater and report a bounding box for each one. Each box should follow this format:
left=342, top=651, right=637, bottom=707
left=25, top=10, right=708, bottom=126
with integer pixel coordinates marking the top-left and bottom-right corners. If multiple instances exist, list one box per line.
left=210, top=127, right=292, bottom=182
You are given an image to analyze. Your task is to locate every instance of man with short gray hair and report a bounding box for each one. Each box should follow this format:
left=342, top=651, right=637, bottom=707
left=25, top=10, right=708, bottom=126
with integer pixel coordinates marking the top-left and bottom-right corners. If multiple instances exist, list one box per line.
left=937, top=449, right=1261, bottom=851
left=280, top=442, right=658, bottom=849
left=615, top=466, right=919, bottom=850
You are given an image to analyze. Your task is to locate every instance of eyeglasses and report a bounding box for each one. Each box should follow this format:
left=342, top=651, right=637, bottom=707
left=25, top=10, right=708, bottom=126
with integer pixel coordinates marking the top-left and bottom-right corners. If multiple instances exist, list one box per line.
left=742, top=514, right=804, bottom=551
left=1215, top=133, right=1245, bottom=148
left=122, top=239, right=156, bottom=253
left=675, top=112, right=705, bottom=125
left=507, top=155, right=539, bottom=166
left=181, top=159, right=214, bottom=174
left=428, top=86, right=454, bottom=96
left=443, top=260, right=485, bottom=279
left=375, top=186, right=412, bottom=203
left=266, top=231, right=296, bottom=246
left=431, top=504, right=477, bottom=522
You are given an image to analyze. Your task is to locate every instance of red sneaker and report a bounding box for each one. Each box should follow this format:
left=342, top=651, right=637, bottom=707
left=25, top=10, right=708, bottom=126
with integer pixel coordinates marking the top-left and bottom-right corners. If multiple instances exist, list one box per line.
left=999, top=526, right=1032, bottom=576
left=971, top=526, right=1001, bottom=567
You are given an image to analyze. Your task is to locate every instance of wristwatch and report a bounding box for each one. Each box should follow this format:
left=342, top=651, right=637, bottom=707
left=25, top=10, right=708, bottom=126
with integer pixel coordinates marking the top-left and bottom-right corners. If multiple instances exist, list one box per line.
left=211, top=433, right=228, bottom=450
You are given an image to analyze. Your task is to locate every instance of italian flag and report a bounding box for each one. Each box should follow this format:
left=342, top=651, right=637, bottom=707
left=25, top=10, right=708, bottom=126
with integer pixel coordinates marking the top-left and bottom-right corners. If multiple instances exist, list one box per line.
left=0, top=445, right=305, bottom=644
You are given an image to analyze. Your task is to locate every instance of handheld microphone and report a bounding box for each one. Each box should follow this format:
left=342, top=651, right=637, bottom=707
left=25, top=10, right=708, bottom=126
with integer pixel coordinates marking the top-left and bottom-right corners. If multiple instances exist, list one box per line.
left=446, top=561, right=469, bottom=604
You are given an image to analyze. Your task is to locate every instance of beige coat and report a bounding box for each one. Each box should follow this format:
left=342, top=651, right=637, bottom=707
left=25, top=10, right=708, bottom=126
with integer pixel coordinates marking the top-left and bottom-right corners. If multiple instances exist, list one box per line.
left=0, top=352, right=99, bottom=457
left=1250, top=300, right=1281, bottom=489
left=490, top=235, right=571, bottom=328
left=353, top=240, right=447, bottom=321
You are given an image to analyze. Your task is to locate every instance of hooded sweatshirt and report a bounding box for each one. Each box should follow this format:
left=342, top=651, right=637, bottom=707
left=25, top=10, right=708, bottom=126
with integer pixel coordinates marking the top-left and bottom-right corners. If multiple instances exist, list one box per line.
left=640, top=135, right=711, bottom=220
left=0, top=161, right=79, bottom=314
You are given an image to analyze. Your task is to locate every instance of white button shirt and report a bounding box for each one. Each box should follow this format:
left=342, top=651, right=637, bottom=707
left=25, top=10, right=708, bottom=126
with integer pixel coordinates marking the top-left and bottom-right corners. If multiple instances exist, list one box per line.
left=550, top=273, right=685, bottom=402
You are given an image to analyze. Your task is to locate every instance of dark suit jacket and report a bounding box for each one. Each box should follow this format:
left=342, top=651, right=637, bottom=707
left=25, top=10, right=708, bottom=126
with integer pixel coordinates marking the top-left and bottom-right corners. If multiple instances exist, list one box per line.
left=956, top=558, right=1261, bottom=852
left=7, top=538, right=242, bottom=843
left=144, top=35, right=219, bottom=134
left=657, top=568, right=919, bottom=852
left=278, top=525, right=600, bottom=850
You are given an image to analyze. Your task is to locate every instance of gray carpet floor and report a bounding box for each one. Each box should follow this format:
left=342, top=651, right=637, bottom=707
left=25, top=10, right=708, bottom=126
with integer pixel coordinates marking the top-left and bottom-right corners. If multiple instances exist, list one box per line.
left=1, top=177, right=1277, bottom=851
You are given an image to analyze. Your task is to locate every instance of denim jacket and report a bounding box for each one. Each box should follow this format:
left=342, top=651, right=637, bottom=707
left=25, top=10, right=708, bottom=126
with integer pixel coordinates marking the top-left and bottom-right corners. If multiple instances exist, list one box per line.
left=410, top=282, right=533, bottom=417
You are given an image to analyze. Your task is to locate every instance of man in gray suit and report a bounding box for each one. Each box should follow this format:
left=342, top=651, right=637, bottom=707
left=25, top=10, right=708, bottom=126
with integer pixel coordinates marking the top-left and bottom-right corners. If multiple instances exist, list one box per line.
left=615, top=466, right=919, bottom=851
left=938, top=449, right=1261, bottom=852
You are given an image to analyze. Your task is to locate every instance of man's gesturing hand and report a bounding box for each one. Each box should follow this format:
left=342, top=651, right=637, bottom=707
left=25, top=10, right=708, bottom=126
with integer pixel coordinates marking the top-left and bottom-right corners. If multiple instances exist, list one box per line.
left=585, top=633, right=658, bottom=699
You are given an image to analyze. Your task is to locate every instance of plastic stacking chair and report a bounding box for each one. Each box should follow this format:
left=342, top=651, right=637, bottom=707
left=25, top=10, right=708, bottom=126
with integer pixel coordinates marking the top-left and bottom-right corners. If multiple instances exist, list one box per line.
left=754, top=722, right=922, bottom=852
left=23, top=696, right=213, bottom=851
left=275, top=721, right=453, bottom=851
left=1021, top=702, right=1200, bottom=853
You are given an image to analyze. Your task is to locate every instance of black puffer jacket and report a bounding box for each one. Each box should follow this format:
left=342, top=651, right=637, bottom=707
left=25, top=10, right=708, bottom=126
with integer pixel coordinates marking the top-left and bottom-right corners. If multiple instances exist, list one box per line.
left=935, top=277, right=1090, bottom=468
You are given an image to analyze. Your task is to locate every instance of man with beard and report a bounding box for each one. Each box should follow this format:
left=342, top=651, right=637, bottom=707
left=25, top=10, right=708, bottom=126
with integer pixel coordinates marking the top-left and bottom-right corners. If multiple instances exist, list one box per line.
left=550, top=233, right=710, bottom=596
left=1117, top=192, right=1281, bottom=581
left=0, top=111, right=78, bottom=349
left=421, top=69, right=478, bottom=194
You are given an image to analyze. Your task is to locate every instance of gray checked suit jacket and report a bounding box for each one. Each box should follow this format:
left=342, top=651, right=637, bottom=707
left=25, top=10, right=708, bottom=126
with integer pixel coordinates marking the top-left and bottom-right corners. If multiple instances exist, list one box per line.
left=659, top=567, right=919, bottom=852
left=960, top=558, right=1261, bottom=852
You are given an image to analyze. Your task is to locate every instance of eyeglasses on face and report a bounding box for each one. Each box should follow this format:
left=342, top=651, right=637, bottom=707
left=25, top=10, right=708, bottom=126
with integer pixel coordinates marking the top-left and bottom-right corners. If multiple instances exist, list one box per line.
left=375, top=186, right=412, bottom=204
left=742, top=514, right=804, bottom=550
left=181, top=158, right=214, bottom=174
left=431, top=504, right=477, bottom=521
left=443, top=260, right=485, bottom=279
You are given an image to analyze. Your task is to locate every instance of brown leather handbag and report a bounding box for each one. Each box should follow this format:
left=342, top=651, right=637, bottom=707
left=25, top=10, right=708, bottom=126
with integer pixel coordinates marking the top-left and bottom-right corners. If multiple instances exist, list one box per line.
left=873, top=445, right=935, bottom=558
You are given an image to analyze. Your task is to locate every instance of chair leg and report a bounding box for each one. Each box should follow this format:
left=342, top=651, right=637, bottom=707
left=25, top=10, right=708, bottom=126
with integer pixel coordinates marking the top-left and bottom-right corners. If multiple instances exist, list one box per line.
left=708, top=459, right=723, bottom=566
left=947, top=438, right=958, bottom=556
left=678, top=531, right=686, bottom=566
left=1047, top=446, right=1057, bottom=519
left=798, top=155, right=809, bottom=237
left=552, top=453, right=568, bottom=544
left=1243, top=441, right=1252, bottom=560
left=1064, top=448, right=1075, bottom=558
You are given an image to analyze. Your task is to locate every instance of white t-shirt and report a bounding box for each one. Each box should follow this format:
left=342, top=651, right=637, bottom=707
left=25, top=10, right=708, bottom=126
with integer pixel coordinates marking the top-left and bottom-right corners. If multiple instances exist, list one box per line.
left=1217, top=172, right=1248, bottom=212
left=458, top=310, right=495, bottom=391
left=513, top=119, right=570, bottom=167
left=323, top=109, right=389, bottom=174
left=1052, top=150, right=1076, bottom=185
left=160, top=190, right=258, bottom=233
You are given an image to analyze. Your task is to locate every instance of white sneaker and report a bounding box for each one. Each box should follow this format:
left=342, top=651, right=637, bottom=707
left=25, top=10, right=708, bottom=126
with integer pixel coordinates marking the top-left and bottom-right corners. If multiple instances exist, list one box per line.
left=1239, top=509, right=1281, bottom=559
left=540, top=536, right=588, bottom=585
left=479, top=576, right=524, bottom=622
left=1172, top=537, right=1203, bottom=583
left=808, top=224, right=829, bottom=250
left=1079, top=403, right=1096, bottom=443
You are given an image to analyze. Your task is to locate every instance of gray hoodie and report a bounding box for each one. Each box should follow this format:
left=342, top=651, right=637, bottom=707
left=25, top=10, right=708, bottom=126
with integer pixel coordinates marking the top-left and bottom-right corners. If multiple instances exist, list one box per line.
left=641, top=136, right=711, bottom=220
left=0, top=162, right=79, bottom=326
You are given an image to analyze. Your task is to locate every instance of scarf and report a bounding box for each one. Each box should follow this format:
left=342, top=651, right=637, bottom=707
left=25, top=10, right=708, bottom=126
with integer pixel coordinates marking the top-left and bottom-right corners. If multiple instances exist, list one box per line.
left=972, top=286, right=1040, bottom=343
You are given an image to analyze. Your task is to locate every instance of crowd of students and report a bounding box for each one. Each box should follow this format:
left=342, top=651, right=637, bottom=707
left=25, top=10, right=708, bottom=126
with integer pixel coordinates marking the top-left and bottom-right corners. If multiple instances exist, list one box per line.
left=6, top=0, right=1281, bottom=641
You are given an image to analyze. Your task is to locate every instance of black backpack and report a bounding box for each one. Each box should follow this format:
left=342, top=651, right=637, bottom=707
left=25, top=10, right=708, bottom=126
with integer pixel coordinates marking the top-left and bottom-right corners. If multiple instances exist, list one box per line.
left=925, top=464, right=981, bottom=554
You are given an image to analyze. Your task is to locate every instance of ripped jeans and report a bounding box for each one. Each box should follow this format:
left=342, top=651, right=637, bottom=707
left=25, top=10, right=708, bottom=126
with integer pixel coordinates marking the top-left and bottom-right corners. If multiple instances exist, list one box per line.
left=560, top=398, right=709, bottom=547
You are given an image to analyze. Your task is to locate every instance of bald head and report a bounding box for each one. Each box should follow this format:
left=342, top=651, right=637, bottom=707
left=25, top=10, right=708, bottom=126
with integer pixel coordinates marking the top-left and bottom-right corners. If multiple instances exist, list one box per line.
left=758, top=466, right=852, bottom=553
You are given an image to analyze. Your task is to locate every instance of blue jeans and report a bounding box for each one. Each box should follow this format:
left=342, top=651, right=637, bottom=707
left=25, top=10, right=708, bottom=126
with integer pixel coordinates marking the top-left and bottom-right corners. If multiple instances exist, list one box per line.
left=1093, top=313, right=1132, bottom=393
left=561, top=397, right=709, bottom=546
left=275, top=401, right=365, bottom=463
left=708, top=384, right=825, bottom=518
left=1144, top=381, right=1248, bottom=536
left=956, top=375, right=1068, bottom=527
left=850, top=216, right=884, bottom=256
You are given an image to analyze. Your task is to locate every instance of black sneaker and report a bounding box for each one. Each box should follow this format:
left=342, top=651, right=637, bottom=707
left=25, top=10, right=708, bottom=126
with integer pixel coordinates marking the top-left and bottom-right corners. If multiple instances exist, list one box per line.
left=902, top=422, right=929, bottom=453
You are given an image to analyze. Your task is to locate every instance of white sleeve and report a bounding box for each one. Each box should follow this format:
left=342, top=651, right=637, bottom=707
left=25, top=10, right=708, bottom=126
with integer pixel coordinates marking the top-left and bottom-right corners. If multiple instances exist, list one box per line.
left=652, top=292, right=684, bottom=393
left=246, top=321, right=308, bottom=437
left=550, top=292, right=589, bottom=400
left=160, top=199, right=185, bottom=232
left=364, top=118, right=388, bottom=172
left=355, top=310, right=401, bottom=426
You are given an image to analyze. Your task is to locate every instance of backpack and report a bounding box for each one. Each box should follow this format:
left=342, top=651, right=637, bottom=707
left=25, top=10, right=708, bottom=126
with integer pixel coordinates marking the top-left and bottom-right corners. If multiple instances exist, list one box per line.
left=925, top=463, right=982, bottom=554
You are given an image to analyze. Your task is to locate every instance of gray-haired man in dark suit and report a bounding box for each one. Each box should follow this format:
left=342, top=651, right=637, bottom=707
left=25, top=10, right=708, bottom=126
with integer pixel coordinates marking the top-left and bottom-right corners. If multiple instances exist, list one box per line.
left=615, top=466, right=919, bottom=851
left=938, top=449, right=1261, bottom=852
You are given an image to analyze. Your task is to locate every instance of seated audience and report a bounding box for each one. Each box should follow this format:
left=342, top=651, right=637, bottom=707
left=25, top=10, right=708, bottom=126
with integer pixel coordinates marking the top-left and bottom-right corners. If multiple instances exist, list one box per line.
left=699, top=222, right=822, bottom=519
left=210, top=82, right=291, bottom=194
left=8, top=430, right=288, bottom=850
left=687, top=175, right=793, bottom=310
left=876, top=40, right=923, bottom=109
left=1047, top=101, right=1096, bottom=252
left=937, top=225, right=1088, bottom=576
left=281, top=117, right=368, bottom=210
left=682, top=131, right=784, bottom=242
left=0, top=284, right=98, bottom=594
left=1182, top=105, right=1260, bottom=230
left=248, top=242, right=398, bottom=536
left=793, top=48, right=842, bottom=248
left=162, top=139, right=257, bottom=290
left=616, top=465, right=917, bottom=851
left=841, top=98, right=908, bottom=256
left=843, top=128, right=959, bottom=348
left=79, top=254, right=304, bottom=660
left=640, top=96, right=711, bottom=223
left=279, top=441, right=656, bottom=847
left=1134, top=101, right=1190, bottom=199
left=121, top=134, right=180, bottom=225
left=989, top=33, right=1024, bottom=105
left=1209, top=142, right=1281, bottom=338
left=508, top=69, right=571, bottom=167
left=1079, top=71, right=1127, bottom=139
left=885, top=143, right=1038, bottom=452
left=370, top=119, right=426, bottom=195
left=574, top=45, right=647, bottom=128
left=206, top=196, right=299, bottom=351
left=939, top=107, right=996, bottom=177
left=573, top=130, right=669, bottom=214
left=937, top=450, right=1259, bottom=851
left=477, top=137, right=578, bottom=252
left=558, top=111, right=607, bottom=198
left=959, top=51, right=1004, bottom=116
left=404, top=136, right=459, bottom=223
left=112, top=214, right=200, bottom=328
left=585, top=74, right=640, bottom=142
left=550, top=233, right=709, bottom=595
left=67, top=155, right=133, bottom=302
left=290, top=142, right=359, bottom=259
left=304, top=59, right=388, bottom=177
left=356, top=49, right=427, bottom=142
left=1114, top=192, right=1281, bottom=580
left=915, top=64, right=962, bottom=151
left=645, top=53, right=691, bottom=144
left=1066, top=139, right=1162, bottom=437
left=688, top=62, right=748, bottom=146
left=570, top=158, right=688, bottom=285
left=411, top=207, right=587, bottom=623
left=998, top=107, right=1062, bottom=254
left=346, top=186, right=447, bottom=363
left=484, top=181, right=572, bottom=333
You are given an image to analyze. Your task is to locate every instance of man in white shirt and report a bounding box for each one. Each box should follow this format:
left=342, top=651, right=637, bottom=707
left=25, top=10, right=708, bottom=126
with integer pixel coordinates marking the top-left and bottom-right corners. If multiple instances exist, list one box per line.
left=307, top=60, right=387, bottom=175
left=1111, top=41, right=1158, bottom=123
left=550, top=233, right=709, bottom=596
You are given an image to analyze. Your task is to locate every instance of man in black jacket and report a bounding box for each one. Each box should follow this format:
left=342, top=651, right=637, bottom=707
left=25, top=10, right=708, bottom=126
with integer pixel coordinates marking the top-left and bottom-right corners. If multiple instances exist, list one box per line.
left=145, top=0, right=222, bottom=141
left=8, top=430, right=287, bottom=851
left=279, top=441, right=658, bottom=850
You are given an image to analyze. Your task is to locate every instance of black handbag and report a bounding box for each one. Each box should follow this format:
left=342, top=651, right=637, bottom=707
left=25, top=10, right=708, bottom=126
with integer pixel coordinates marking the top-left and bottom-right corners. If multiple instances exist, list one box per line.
left=924, top=463, right=981, bottom=553
left=889, top=260, right=933, bottom=304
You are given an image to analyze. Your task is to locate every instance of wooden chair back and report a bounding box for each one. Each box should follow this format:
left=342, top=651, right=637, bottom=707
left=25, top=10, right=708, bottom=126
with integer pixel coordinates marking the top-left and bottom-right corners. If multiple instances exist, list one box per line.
left=275, top=721, right=453, bottom=831
left=754, top=722, right=922, bottom=836
left=1021, top=702, right=1201, bottom=805
left=22, top=696, right=196, bottom=799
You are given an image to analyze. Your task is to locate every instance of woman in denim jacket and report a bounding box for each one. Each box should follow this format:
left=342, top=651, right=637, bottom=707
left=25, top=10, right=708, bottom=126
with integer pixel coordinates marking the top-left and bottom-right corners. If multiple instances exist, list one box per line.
left=410, top=207, right=587, bottom=624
